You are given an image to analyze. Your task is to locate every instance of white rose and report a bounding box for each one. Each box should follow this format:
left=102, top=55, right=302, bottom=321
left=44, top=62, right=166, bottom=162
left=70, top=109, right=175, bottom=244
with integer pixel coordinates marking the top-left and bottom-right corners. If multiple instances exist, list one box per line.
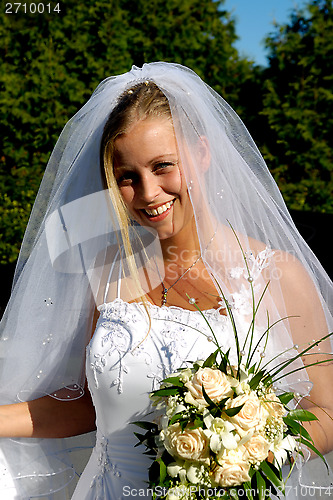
left=213, top=461, right=251, bottom=487
left=164, top=423, right=210, bottom=464
left=185, top=367, right=235, bottom=407
left=227, top=393, right=264, bottom=432
left=262, top=392, right=285, bottom=417
left=244, top=434, right=271, bottom=463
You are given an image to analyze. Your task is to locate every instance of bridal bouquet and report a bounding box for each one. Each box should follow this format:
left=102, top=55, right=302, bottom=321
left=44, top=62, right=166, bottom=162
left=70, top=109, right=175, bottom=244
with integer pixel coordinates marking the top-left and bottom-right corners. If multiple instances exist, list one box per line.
left=134, top=231, right=331, bottom=500
left=134, top=349, right=328, bottom=500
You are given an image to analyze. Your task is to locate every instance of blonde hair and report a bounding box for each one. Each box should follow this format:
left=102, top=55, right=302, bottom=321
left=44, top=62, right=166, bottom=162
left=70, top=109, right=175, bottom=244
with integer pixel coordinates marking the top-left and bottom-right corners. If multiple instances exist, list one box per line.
left=100, top=81, right=172, bottom=311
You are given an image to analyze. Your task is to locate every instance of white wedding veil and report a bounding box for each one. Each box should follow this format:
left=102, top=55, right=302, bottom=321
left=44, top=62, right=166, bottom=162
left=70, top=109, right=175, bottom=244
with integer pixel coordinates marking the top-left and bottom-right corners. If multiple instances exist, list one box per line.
left=0, top=62, right=332, bottom=498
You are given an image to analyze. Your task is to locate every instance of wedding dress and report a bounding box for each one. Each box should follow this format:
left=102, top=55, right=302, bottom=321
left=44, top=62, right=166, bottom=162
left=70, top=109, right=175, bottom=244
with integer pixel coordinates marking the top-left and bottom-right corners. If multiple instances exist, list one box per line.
left=72, top=250, right=294, bottom=500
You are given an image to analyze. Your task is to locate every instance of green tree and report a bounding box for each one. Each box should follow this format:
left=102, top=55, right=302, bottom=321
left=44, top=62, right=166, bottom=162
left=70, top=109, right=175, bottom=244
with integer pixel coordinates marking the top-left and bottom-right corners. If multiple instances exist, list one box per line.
left=0, top=0, right=256, bottom=264
left=261, top=0, right=333, bottom=213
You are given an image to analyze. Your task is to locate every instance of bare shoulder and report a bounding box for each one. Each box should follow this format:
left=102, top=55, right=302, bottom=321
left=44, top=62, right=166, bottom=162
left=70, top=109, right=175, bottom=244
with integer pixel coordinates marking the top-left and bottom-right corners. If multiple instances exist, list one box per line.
left=272, top=249, right=315, bottom=294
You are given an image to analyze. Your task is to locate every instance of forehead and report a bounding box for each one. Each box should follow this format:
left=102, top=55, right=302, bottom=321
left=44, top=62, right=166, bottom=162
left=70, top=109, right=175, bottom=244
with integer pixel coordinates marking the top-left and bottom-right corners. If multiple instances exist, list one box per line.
left=114, top=118, right=177, bottom=166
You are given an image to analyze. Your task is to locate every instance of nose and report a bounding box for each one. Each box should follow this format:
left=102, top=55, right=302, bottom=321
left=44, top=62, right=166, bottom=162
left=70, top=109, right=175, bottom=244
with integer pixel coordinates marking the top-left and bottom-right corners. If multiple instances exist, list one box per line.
left=137, top=172, right=161, bottom=204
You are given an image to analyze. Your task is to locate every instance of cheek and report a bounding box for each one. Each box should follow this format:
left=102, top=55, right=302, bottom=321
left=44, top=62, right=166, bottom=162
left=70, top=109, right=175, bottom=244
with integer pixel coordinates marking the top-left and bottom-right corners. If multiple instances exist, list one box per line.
left=118, top=186, right=134, bottom=208
left=162, top=169, right=182, bottom=194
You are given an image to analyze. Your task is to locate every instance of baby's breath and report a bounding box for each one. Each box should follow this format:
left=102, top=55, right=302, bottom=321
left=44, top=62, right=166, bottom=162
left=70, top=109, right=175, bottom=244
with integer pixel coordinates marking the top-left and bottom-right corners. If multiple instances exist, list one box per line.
left=264, top=416, right=284, bottom=442
left=255, top=381, right=266, bottom=397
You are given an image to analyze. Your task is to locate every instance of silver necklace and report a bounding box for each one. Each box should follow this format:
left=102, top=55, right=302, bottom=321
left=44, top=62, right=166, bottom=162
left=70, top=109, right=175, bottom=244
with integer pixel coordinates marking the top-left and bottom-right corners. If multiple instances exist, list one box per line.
left=161, top=254, right=202, bottom=306
left=160, top=230, right=217, bottom=306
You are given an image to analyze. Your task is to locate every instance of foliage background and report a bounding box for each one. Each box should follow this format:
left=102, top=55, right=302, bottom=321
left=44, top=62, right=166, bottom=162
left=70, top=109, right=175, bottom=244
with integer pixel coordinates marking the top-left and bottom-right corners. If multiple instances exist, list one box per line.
left=0, top=0, right=332, bottom=267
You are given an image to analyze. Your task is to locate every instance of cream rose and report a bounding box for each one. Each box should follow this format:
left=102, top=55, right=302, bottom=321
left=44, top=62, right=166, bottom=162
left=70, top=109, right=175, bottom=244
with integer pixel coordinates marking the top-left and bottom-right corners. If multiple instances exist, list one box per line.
left=262, top=392, right=285, bottom=417
left=185, top=367, right=234, bottom=406
left=164, top=423, right=210, bottom=464
left=213, top=461, right=251, bottom=487
left=227, top=393, right=264, bottom=432
left=244, top=434, right=271, bottom=463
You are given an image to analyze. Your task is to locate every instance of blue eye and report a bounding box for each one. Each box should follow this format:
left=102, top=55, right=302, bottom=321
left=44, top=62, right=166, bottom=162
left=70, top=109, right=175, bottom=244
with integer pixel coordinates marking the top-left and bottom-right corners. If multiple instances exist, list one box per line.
left=154, top=162, right=175, bottom=171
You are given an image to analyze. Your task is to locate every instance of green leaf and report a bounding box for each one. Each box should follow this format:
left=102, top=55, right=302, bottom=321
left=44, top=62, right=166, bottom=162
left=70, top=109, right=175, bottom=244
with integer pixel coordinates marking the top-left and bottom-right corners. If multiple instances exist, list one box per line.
left=248, top=364, right=256, bottom=375
left=203, top=348, right=219, bottom=368
left=287, top=409, right=318, bottom=422
left=161, top=376, right=184, bottom=387
left=217, top=396, right=231, bottom=410
left=151, top=387, right=179, bottom=397
left=202, top=384, right=218, bottom=408
left=278, top=392, right=295, bottom=405
left=219, top=348, right=231, bottom=373
left=229, top=488, right=239, bottom=500
left=179, top=419, right=188, bottom=432
left=169, top=411, right=188, bottom=426
left=249, top=370, right=265, bottom=390
left=243, top=481, right=254, bottom=500
left=224, top=403, right=245, bottom=417
left=283, top=417, right=312, bottom=441
left=158, top=457, right=167, bottom=484
left=260, top=460, right=284, bottom=493
left=255, top=471, right=266, bottom=500
left=192, top=416, right=204, bottom=429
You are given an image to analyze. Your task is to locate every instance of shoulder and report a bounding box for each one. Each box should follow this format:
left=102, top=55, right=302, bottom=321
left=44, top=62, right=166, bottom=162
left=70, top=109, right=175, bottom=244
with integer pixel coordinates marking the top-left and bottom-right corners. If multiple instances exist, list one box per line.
left=271, top=250, right=329, bottom=342
left=272, top=250, right=315, bottom=294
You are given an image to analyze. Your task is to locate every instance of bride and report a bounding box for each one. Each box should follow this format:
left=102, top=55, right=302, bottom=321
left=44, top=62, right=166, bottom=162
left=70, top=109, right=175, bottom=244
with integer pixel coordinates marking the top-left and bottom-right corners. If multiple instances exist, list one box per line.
left=0, top=62, right=332, bottom=499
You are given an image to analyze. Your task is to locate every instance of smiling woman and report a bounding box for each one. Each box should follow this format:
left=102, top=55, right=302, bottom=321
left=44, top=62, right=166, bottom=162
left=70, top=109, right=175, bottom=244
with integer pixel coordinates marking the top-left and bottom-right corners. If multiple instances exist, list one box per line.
left=113, top=119, right=187, bottom=236
left=0, top=63, right=332, bottom=500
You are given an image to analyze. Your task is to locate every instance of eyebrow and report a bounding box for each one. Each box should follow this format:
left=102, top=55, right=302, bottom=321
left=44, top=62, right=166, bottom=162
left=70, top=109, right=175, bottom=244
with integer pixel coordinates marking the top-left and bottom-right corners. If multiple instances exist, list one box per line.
left=114, top=153, right=177, bottom=171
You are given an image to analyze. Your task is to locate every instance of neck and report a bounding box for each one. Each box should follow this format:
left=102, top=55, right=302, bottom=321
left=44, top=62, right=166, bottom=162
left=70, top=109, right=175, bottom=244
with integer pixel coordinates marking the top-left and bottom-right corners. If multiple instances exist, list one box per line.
left=160, top=216, right=201, bottom=267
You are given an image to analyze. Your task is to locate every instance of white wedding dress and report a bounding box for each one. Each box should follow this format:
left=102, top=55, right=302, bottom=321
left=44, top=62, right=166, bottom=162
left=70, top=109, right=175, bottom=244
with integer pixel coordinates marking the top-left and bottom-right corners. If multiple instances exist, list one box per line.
left=71, top=250, right=287, bottom=500
left=73, top=298, right=241, bottom=500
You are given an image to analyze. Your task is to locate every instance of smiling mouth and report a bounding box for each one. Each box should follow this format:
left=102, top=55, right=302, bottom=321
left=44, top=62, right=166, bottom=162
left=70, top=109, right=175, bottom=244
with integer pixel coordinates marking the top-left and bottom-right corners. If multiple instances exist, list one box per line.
left=143, top=199, right=175, bottom=217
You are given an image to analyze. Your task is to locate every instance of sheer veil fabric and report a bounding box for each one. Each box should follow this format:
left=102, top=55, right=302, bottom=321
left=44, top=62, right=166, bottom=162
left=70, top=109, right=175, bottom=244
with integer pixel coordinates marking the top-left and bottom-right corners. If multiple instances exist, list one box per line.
left=0, top=62, right=332, bottom=498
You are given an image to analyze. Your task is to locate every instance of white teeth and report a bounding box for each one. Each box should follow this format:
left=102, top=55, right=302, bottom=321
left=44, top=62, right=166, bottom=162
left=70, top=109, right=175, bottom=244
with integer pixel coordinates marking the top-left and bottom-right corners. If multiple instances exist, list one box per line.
left=145, top=200, right=174, bottom=216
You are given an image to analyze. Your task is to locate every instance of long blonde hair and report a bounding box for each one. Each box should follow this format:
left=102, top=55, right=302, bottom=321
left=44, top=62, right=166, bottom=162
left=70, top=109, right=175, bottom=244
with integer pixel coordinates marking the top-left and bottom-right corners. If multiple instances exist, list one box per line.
left=100, top=81, right=172, bottom=310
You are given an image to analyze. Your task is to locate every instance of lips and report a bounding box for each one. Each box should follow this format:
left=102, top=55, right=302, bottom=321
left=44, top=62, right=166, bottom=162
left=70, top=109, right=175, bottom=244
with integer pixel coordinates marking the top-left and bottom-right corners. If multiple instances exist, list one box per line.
left=141, top=199, right=175, bottom=222
left=144, top=199, right=175, bottom=216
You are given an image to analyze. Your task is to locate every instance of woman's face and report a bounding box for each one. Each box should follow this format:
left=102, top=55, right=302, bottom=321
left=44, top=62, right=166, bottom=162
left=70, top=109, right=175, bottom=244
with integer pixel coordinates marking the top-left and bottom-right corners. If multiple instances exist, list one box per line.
left=113, top=118, right=194, bottom=241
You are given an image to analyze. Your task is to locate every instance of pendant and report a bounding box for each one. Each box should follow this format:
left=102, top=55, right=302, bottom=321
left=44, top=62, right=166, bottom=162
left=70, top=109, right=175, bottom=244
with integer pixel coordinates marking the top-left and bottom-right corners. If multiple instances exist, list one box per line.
left=161, top=287, right=168, bottom=306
